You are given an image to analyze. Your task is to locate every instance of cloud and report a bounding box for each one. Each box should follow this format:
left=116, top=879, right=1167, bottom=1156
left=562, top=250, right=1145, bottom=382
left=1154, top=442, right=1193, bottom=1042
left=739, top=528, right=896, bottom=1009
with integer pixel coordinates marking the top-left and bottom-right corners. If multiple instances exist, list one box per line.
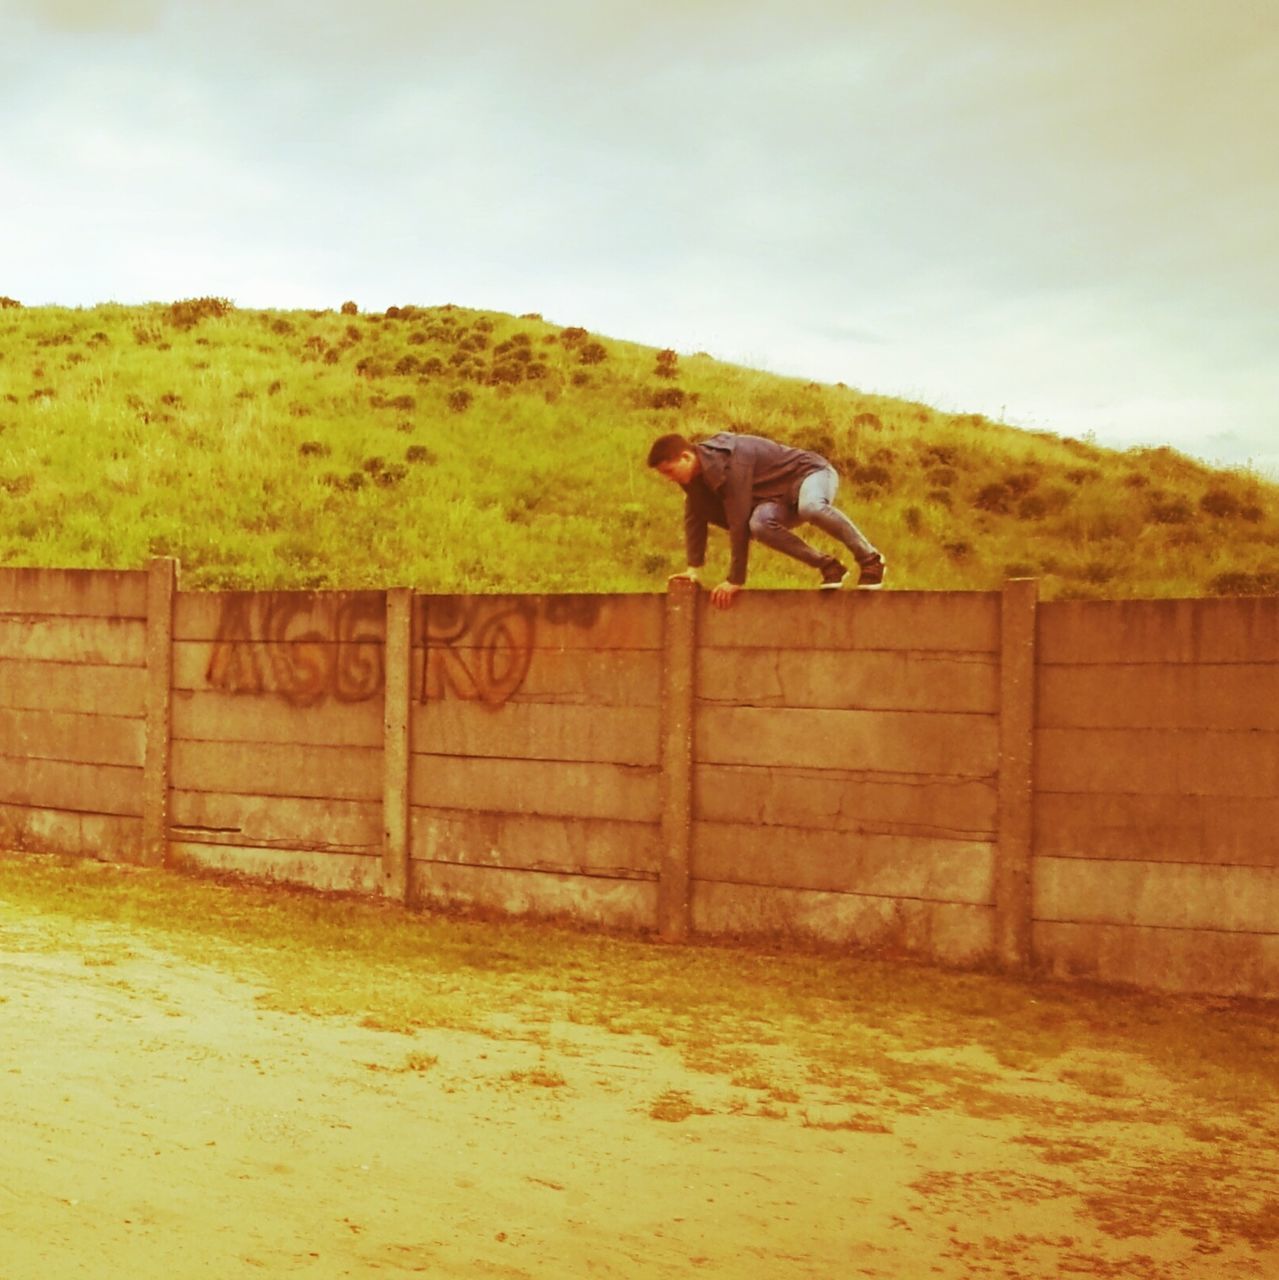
left=13, top=0, right=164, bottom=32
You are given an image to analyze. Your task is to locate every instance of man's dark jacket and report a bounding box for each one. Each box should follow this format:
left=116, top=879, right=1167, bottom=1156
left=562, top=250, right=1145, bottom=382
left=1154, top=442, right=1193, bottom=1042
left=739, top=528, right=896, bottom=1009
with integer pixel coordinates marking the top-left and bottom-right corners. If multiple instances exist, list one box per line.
left=682, top=433, right=829, bottom=585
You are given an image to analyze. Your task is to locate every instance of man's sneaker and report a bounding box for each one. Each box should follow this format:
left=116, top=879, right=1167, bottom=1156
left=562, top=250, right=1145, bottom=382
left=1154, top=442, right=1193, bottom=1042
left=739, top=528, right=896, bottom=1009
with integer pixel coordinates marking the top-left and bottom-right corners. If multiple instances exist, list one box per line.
left=818, top=560, right=848, bottom=590
left=857, top=556, right=887, bottom=590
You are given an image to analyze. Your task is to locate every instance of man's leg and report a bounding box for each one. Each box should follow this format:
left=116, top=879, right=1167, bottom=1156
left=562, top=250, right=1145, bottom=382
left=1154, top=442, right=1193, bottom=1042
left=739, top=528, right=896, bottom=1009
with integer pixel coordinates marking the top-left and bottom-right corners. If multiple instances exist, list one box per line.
left=796, top=468, right=881, bottom=567
left=748, top=500, right=829, bottom=569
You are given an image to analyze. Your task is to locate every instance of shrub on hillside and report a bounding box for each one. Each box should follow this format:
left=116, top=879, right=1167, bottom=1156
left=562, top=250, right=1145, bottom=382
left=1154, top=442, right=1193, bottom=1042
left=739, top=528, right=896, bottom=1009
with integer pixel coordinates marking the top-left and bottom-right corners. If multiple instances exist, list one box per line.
left=974, top=483, right=1013, bottom=514
left=1208, top=571, right=1279, bottom=596
left=1199, top=487, right=1240, bottom=518
left=655, top=349, right=679, bottom=378
left=447, top=389, right=472, bottom=413
left=560, top=326, right=588, bottom=346
left=166, top=297, right=233, bottom=329
left=1149, top=497, right=1193, bottom=525
left=851, top=463, right=892, bottom=489
left=340, top=301, right=358, bottom=315
left=852, top=412, right=882, bottom=430
left=0, top=296, right=22, bottom=309
left=650, top=387, right=686, bottom=410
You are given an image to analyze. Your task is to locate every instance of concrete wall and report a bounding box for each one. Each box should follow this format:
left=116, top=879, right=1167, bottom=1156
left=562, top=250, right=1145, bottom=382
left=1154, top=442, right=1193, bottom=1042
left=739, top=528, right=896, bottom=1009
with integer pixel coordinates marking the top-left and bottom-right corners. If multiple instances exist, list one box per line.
left=1, top=563, right=1276, bottom=999
left=1033, top=597, right=1279, bottom=998
left=0, top=568, right=149, bottom=860
left=689, top=591, right=1001, bottom=965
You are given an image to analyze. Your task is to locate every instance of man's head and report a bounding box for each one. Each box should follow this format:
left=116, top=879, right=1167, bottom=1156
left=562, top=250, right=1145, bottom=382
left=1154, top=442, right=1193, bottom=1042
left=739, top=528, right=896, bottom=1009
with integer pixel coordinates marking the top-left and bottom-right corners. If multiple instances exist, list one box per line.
left=647, top=433, right=700, bottom=486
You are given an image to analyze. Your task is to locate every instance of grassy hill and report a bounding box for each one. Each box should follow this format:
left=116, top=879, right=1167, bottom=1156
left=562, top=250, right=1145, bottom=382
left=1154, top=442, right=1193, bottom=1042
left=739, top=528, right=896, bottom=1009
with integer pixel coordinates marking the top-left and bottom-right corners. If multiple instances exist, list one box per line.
left=1, top=296, right=1275, bottom=598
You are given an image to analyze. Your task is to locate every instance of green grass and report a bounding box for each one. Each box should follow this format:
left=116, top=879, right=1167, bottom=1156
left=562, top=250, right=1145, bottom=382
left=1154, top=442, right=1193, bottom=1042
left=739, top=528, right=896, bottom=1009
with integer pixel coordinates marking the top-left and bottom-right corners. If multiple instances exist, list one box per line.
left=0, top=298, right=1276, bottom=598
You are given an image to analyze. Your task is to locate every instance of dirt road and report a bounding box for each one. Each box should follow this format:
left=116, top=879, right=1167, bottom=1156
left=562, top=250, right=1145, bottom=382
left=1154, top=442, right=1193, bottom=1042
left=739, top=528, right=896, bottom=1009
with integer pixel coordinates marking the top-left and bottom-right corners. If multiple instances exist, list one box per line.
left=2, top=883, right=1276, bottom=1278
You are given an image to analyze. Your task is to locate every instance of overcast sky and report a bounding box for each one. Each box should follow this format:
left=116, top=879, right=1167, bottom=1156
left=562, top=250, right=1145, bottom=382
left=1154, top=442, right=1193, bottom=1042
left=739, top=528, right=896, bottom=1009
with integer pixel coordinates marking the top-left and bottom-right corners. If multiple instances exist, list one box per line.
left=3, top=0, right=1276, bottom=474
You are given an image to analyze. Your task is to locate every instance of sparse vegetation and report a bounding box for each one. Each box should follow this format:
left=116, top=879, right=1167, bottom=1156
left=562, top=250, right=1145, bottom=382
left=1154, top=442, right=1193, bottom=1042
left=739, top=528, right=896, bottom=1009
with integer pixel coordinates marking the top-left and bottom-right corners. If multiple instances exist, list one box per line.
left=0, top=300, right=1274, bottom=595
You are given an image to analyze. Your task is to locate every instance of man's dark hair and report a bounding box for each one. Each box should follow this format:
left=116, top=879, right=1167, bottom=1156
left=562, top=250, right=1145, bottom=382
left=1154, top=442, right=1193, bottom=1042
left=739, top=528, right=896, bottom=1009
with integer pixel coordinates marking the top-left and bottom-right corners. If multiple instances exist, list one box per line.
left=646, top=433, right=693, bottom=468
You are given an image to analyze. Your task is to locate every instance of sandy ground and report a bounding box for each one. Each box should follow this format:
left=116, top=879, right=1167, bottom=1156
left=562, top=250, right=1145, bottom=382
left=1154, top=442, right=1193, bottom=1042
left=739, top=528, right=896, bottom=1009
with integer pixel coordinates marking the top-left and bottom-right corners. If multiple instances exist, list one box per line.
left=1, top=908, right=1275, bottom=1279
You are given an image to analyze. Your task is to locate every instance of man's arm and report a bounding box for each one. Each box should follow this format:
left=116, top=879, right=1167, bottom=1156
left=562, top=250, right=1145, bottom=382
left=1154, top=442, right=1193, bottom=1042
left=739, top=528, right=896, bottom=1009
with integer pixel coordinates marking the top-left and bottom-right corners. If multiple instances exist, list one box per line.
left=721, top=453, right=756, bottom=586
left=683, top=489, right=708, bottom=573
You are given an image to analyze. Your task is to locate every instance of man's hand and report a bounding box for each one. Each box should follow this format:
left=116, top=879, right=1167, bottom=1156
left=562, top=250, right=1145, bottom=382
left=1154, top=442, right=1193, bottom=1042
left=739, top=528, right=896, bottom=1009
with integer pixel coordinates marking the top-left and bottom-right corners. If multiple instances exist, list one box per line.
left=668, top=567, right=701, bottom=584
left=710, top=581, right=741, bottom=610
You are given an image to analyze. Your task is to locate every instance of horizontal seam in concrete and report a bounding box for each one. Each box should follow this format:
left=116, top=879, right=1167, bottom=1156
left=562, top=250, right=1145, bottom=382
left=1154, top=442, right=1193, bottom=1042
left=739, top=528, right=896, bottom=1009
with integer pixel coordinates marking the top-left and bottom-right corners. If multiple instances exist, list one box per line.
left=1035, top=854, right=1279, bottom=871
left=411, top=857, right=658, bottom=883
left=0, top=799, right=143, bottom=820
left=692, top=876, right=994, bottom=906
left=408, top=805, right=657, bottom=827
left=1034, top=916, right=1279, bottom=938
left=0, top=752, right=143, bottom=771
left=410, top=752, right=660, bottom=770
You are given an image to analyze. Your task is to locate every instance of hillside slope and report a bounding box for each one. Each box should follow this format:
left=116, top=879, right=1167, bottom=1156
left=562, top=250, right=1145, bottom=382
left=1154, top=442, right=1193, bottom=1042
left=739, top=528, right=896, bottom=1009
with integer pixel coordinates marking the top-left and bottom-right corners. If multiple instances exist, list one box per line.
left=0, top=298, right=1275, bottom=598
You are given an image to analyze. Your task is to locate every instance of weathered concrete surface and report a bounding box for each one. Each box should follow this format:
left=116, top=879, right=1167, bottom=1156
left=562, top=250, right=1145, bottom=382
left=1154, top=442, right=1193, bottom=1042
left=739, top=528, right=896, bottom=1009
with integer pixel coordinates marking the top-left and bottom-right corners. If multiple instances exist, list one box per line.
left=695, top=763, right=996, bottom=838
left=699, top=590, right=1001, bottom=652
left=0, top=804, right=142, bottom=862
left=409, top=860, right=658, bottom=932
left=697, top=705, right=997, bottom=776
left=692, top=820, right=993, bottom=903
left=1036, top=857, right=1279, bottom=935
left=691, top=880, right=994, bottom=964
left=1039, top=662, right=1279, bottom=730
left=1035, top=919, right=1279, bottom=1000
left=410, top=755, right=662, bottom=823
left=0, top=658, right=146, bottom=716
left=169, top=791, right=382, bottom=856
left=1034, top=792, right=1279, bottom=866
left=0, top=566, right=148, bottom=618
left=168, top=840, right=382, bottom=895
left=696, top=648, right=998, bottom=714
left=410, top=809, right=659, bottom=879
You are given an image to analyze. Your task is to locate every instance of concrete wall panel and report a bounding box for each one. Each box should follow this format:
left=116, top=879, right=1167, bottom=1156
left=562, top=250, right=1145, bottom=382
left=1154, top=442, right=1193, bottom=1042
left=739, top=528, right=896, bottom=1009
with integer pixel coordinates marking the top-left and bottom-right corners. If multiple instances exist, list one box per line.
left=173, top=589, right=386, bottom=641
left=691, top=880, right=993, bottom=963
left=0, top=660, right=147, bottom=717
left=697, top=705, right=997, bottom=777
left=697, top=649, right=998, bottom=714
left=1040, top=597, right=1279, bottom=665
left=0, top=708, right=145, bottom=768
left=1037, top=727, right=1279, bottom=798
left=1034, top=920, right=1279, bottom=1000
left=412, top=593, right=663, bottom=651
left=410, top=808, right=658, bottom=878
left=0, top=617, right=145, bottom=666
left=171, top=740, right=383, bottom=802
left=0, top=567, right=149, bottom=618
left=1039, top=663, right=1279, bottom=731
left=0, top=802, right=143, bottom=862
left=410, top=755, right=660, bottom=823
left=168, top=840, right=382, bottom=895
left=170, top=790, right=381, bottom=853
left=1035, top=792, right=1279, bottom=867
left=410, top=861, right=658, bottom=931
left=693, top=820, right=994, bottom=903
left=1035, top=856, right=1279, bottom=934
left=0, top=755, right=143, bottom=816
left=172, top=689, right=383, bottom=748
left=411, top=701, right=659, bottom=766
left=695, top=763, right=996, bottom=839
left=699, top=590, right=1000, bottom=652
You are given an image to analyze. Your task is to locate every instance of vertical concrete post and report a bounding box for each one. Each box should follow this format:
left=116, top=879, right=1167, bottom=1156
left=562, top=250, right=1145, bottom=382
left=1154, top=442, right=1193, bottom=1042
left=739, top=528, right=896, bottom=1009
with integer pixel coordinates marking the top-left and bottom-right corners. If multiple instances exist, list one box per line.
left=994, top=577, right=1039, bottom=970
left=142, top=557, right=178, bottom=867
left=658, top=577, right=698, bottom=941
left=382, top=588, right=413, bottom=905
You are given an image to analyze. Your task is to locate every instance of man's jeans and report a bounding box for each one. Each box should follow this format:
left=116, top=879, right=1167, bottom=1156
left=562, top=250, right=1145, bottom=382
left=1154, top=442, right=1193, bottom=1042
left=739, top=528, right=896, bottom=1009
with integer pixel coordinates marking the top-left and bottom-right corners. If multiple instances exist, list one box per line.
left=748, top=467, right=880, bottom=570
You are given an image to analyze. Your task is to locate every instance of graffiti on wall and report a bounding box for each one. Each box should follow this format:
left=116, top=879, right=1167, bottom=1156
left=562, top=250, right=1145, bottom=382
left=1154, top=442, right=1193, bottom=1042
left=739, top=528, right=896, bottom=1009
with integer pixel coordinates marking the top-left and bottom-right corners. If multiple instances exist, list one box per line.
left=205, top=593, right=385, bottom=707
left=419, top=595, right=603, bottom=710
left=203, top=592, right=606, bottom=711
